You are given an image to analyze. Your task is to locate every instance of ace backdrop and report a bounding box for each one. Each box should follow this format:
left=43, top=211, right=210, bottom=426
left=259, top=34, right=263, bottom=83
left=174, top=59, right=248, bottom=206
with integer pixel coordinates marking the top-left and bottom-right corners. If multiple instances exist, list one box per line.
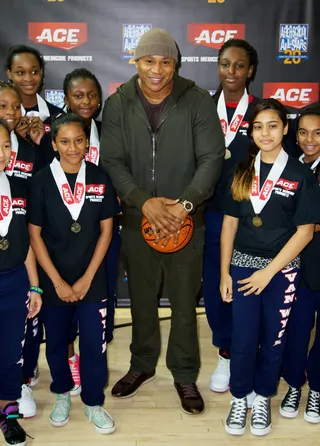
left=0, top=0, right=319, bottom=305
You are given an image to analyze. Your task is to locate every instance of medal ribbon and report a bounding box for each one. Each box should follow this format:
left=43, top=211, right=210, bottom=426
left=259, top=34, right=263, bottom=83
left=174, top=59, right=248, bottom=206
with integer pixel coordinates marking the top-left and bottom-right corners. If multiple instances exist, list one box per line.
left=5, top=131, right=19, bottom=176
left=50, top=158, right=86, bottom=222
left=250, top=148, right=288, bottom=215
left=21, top=93, right=50, bottom=122
left=85, top=119, right=100, bottom=166
left=0, top=171, right=13, bottom=237
left=217, top=89, right=249, bottom=148
left=299, top=154, right=320, bottom=172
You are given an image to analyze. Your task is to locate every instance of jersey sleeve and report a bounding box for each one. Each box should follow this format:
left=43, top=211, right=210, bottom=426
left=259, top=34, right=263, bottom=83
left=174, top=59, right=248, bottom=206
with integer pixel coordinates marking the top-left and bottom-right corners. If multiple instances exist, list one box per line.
left=100, top=171, right=122, bottom=221
left=293, top=172, right=320, bottom=226
left=28, top=172, right=46, bottom=227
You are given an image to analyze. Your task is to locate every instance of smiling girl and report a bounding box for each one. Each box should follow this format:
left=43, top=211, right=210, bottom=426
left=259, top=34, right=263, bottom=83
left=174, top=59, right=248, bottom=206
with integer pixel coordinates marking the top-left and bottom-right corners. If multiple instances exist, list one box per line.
left=28, top=114, right=119, bottom=434
left=220, top=99, right=320, bottom=436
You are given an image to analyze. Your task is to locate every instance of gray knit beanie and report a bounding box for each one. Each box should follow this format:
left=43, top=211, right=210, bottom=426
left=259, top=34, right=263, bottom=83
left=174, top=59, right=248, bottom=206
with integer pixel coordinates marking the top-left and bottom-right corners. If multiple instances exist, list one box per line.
left=134, top=28, right=178, bottom=62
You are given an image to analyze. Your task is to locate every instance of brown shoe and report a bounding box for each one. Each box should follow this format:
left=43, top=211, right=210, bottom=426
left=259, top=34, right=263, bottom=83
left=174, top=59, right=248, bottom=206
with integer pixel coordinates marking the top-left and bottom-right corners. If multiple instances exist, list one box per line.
left=111, top=370, right=156, bottom=398
left=174, top=382, right=205, bottom=414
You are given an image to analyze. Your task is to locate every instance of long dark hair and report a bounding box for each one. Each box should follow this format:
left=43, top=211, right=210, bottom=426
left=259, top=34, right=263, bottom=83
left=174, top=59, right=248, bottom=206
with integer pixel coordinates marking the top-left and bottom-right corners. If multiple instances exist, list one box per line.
left=214, top=39, right=259, bottom=103
left=231, top=98, right=287, bottom=201
left=51, top=113, right=87, bottom=142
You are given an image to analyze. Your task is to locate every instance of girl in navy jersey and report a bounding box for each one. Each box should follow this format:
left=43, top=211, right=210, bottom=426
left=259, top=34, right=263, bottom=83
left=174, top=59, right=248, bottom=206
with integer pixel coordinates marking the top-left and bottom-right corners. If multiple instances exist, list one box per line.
left=221, top=99, right=320, bottom=436
left=28, top=114, right=119, bottom=434
left=203, top=39, right=260, bottom=395
left=280, top=108, right=320, bottom=423
left=5, top=45, right=63, bottom=166
left=63, top=68, right=120, bottom=386
left=0, top=118, right=41, bottom=446
left=0, top=80, right=43, bottom=418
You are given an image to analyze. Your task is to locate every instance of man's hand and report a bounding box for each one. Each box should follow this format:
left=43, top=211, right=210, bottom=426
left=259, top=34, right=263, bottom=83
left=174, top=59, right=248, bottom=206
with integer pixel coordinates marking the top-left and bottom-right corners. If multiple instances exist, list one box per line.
left=156, top=202, right=189, bottom=248
left=142, top=197, right=183, bottom=239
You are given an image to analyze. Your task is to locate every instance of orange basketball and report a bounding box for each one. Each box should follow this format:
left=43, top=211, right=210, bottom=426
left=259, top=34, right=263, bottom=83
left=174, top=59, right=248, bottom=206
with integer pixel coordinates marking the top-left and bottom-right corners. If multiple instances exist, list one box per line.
left=141, top=215, right=194, bottom=253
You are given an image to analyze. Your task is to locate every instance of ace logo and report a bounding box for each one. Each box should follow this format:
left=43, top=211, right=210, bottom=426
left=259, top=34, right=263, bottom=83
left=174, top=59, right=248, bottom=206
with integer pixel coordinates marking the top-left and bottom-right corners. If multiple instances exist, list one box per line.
left=188, top=24, right=245, bottom=49
left=86, top=184, right=106, bottom=195
left=28, top=22, right=87, bottom=50
left=263, top=83, right=319, bottom=108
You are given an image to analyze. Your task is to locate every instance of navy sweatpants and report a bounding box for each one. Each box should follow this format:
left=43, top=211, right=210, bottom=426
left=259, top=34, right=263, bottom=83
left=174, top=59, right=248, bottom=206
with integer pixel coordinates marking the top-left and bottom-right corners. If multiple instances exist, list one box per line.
left=41, top=300, right=108, bottom=406
left=230, top=265, right=300, bottom=398
left=106, top=224, right=120, bottom=343
left=0, top=265, right=29, bottom=400
left=282, top=286, right=320, bottom=392
left=203, top=210, right=232, bottom=349
left=22, top=315, right=43, bottom=381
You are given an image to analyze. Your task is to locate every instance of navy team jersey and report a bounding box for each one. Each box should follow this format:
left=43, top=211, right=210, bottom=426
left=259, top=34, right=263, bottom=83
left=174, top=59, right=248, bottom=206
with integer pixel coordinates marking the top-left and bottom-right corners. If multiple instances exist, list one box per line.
left=28, top=161, right=121, bottom=305
left=224, top=157, right=320, bottom=258
left=6, top=134, right=40, bottom=183
left=0, top=176, right=29, bottom=272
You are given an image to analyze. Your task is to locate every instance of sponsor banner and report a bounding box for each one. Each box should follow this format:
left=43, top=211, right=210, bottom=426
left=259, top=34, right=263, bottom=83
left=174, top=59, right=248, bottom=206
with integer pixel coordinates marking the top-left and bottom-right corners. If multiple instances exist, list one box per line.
left=188, top=24, right=245, bottom=49
left=122, top=23, right=152, bottom=63
left=108, top=82, right=123, bottom=96
left=263, top=82, right=319, bottom=108
left=45, top=89, right=65, bottom=109
left=277, top=24, right=309, bottom=64
left=28, top=22, right=88, bottom=50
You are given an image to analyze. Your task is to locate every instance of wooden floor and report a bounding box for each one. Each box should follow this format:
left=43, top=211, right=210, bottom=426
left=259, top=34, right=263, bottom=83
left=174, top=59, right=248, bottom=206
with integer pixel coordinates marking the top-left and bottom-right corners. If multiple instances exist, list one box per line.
left=21, top=308, right=320, bottom=446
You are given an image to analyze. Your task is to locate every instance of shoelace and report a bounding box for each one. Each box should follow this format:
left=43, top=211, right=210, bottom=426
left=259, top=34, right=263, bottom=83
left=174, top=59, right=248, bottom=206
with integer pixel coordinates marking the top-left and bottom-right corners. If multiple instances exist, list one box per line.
left=284, top=387, right=299, bottom=408
left=70, top=361, right=80, bottom=382
left=179, top=384, right=200, bottom=399
left=123, top=372, right=143, bottom=384
left=307, top=391, right=320, bottom=413
left=252, top=396, right=268, bottom=425
left=88, top=407, right=114, bottom=426
left=54, top=397, right=70, bottom=415
left=229, top=398, right=247, bottom=425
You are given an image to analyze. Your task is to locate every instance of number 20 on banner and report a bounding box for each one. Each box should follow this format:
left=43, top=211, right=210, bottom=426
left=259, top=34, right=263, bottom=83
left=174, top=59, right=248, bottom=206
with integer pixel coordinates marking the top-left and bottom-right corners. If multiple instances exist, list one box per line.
left=284, top=49, right=301, bottom=64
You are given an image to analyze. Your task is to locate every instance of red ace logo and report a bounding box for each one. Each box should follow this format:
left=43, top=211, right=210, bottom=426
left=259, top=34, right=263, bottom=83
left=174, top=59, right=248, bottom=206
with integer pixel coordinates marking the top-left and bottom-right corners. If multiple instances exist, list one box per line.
left=15, top=160, right=33, bottom=173
left=230, top=114, right=243, bottom=132
left=276, top=178, right=299, bottom=191
left=28, top=22, right=88, bottom=50
left=251, top=177, right=259, bottom=196
left=74, top=183, right=84, bottom=203
left=6, top=152, right=17, bottom=171
left=220, top=119, right=227, bottom=136
left=261, top=180, right=273, bottom=200
left=188, top=24, right=245, bottom=49
left=12, top=198, right=26, bottom=208
left=62, top=184, right=74, bottom=204
left=86, top=184, right=106, bottom=195
left=1, top=196, right=11, bottom=217
left=263, top=83, right=319, bottom=108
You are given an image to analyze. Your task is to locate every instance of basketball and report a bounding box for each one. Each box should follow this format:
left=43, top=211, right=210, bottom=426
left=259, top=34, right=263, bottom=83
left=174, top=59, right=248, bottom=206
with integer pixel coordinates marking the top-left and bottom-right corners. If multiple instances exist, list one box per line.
left=141, top=215, right=194, bottom=253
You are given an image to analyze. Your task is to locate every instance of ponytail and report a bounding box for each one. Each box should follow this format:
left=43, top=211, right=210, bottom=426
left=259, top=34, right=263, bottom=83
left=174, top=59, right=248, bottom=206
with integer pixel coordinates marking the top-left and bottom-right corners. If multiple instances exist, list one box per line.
left=231, top=144, right=258, bottom=201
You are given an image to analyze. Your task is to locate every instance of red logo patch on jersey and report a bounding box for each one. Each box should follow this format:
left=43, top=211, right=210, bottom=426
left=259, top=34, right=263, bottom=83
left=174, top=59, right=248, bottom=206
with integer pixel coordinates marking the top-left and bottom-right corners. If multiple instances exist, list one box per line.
left=86, top=184, right=106, bottom=195
left=240, top=121, right=249, bottom=129
left=15, top=160, right=33, bottom=173
left=12, top=198, right=26, bottom=208
left=45, top=124, right=51, bottom=133
left=276, top=178, right=299, bottom=191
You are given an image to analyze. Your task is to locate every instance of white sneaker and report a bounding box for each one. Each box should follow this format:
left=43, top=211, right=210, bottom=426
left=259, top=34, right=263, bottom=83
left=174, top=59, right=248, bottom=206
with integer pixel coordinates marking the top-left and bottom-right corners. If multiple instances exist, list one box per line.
left=30, top=365, right=40, bottom=387
left=50, top=393, right=71, bottom=427
left=18, top=384, right=36, bottom=418
left=85, top=405, right=116, bottom=434
left=210, top=355, right=230, bottom=392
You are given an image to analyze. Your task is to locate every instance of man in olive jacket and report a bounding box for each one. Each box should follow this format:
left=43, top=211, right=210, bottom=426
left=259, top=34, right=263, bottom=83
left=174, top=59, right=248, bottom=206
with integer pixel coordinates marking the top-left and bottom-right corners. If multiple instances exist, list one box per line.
left=101, top=28, right=225, bottom=415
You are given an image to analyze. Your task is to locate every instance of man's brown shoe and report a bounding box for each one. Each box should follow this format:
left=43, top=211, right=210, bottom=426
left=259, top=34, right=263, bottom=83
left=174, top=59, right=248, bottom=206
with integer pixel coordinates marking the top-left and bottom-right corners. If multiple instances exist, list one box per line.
left=174, top=382, right=205, bottom=414
left=111, top=370, right=156, bottom=398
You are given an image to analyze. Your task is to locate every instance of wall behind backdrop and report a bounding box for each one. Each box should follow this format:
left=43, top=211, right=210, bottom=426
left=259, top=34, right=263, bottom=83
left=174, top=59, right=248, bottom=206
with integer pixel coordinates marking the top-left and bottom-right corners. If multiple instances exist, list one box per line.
left=0, top=0, right=319, bottom=305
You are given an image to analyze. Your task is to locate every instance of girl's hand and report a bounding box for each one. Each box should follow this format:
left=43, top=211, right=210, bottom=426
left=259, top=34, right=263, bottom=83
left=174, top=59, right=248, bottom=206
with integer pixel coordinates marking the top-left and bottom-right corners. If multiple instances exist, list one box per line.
left=220, top=273, right=233, bottom=302
left=15, top=117, right=30, bottom=139
left=72, top=275, right=92, bottom=300
left=28, top=292, right=42, bottom=318
left=237, top=269, right=273, bottom=296
left=55, top=281, right=78, bottom=303
left=29, top=117, right=45, bottom=145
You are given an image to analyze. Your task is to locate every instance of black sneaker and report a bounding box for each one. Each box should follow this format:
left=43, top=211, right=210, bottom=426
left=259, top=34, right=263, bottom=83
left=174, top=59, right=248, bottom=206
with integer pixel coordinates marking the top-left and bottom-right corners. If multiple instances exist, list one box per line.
left=250, top=395, right=271, bottom=436
left=280, top=386, right=301, bottom=418
left=0, top=402, right=27, bottom=446
left=304, top=389, right=320, bottom=424
left=225, top=396, right=247, bottom=435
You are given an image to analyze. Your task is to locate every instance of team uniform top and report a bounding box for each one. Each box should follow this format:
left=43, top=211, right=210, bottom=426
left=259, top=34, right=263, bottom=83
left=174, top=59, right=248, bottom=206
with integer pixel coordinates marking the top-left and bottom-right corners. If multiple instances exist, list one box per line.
left=0, top=176, right=29, bottom=273
left=28, top=161, right=120, bottom=305
left=224, top=157, right=320, bottom=258
left=301, top=160, right=320, bottom=291
left=208, top=95, right=260, bottom=211
left=24, top=100, right=63, bottom=167
left=6, top=134, right=41, bottom=182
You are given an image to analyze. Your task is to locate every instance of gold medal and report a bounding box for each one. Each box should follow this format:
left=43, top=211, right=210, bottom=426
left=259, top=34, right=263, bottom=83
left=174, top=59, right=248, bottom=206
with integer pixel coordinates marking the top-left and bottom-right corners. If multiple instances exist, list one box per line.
left=252, top=216, right=263, bottom=227
left=71, top=222, right=81, bottom=233
left=0, top=238, right=9, bottom=250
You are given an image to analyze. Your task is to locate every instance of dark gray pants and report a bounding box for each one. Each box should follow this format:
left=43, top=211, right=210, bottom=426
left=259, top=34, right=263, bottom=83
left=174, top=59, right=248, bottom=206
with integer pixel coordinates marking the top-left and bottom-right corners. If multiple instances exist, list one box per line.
left=120, top=225, right=204, bottom=383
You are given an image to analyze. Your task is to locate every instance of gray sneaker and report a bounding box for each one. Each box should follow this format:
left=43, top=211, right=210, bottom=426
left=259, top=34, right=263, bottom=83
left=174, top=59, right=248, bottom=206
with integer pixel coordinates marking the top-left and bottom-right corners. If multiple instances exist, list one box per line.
left=304, top=389, right=320, bottom=423
left=225, top=396, right=247, bottom=435
left=251, top=395, right=271, bottom=436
